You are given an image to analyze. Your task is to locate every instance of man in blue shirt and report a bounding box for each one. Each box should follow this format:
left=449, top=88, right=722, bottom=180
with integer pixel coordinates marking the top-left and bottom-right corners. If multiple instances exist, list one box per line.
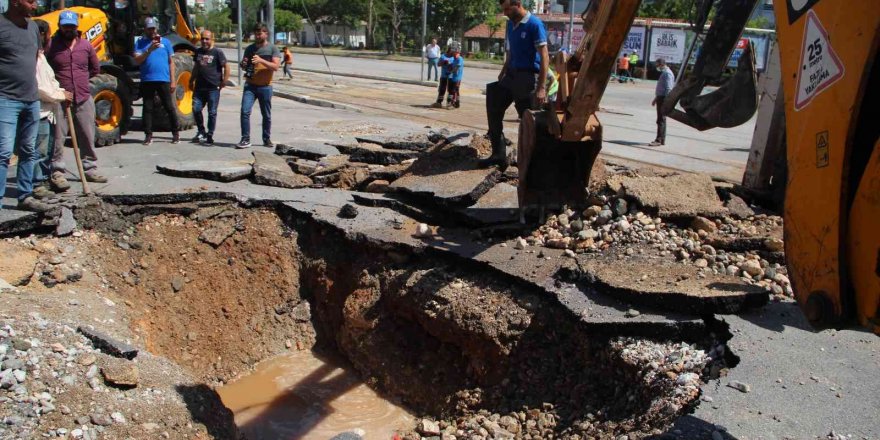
left=481, top=0, right=549, bottom=168
left=650, top=57, right=675, bottom=146
left=134, top=17, right=180, bottom=145
left=432, top=42, right=464, bottom=109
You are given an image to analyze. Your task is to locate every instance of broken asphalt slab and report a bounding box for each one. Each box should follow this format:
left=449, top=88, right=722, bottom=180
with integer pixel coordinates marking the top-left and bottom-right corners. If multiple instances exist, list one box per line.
left=457, top=182, right=520, bottom=226
left=156, top=160, right=253, bottom=183
left=252, top=151, right=313, bottom=189
left=274, top=142, right=340, bottom=160
left=77, top=326, right=138, bottom=359
left=611, top=173, right=726, bottom=218
left=0, top=209, right=40, bottom=236
left=331, top=142, right=421, bottom=165
left=390, top=167, right=501, bottom=208
left=355, top=134, right=436, bottom=151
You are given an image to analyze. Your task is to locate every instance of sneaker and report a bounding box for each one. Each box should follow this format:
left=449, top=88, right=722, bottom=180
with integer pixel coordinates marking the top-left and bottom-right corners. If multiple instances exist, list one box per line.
left=171, top=133, right=180, bottom=144
left=236, top=138, right=252, bottom=149
left=263, top=139, right=275, bottom=148
left=430, top=102, right=442, bottom=108
left=453, top=101, right=460, bottom=108
left=192, top=133, right=206, bottom=144
left=31, top=184, right=54, bottom=200
left=204, top=135, right=214, bottom=146
left=18, top=196, right=52, bottom=213
left=647, top=140, right=664, bottom=147
left=143, top=135, right=153, bottom=146
left=84, top=171, right=108, bottom=183
left=50, top=171, right=71, bottom=192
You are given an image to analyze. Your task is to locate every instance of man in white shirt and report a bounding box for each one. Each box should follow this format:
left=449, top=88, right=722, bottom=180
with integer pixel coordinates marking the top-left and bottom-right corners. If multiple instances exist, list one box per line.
left=424, top=38, right=440, bottom=81
left=33, top=19, right=70, bottom=198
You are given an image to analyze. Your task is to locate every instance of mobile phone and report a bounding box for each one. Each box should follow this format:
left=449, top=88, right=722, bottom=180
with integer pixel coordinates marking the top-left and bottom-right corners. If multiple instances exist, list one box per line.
left=153, top=35, right=161, bottom=43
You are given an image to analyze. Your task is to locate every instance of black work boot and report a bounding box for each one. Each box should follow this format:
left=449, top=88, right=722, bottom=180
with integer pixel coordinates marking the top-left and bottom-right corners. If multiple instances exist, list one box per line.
left=477, top=135, right=508, bottom=169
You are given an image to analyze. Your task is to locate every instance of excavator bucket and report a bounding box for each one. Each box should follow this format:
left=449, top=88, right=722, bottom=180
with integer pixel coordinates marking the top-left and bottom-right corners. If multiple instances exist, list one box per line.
left=516, top=0, right=641, bottom=213
left=661, top=0, right=761, bottom=131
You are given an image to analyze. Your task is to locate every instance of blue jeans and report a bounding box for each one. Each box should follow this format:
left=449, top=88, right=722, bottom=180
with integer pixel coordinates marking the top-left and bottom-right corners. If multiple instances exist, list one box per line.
left=241, top=84, right=272, bottom=142
left=34, top=117, right=55, bottom=184
left=0, top=97, right=40, bottom=205
left=427, top=58, right=439, bottom=81
left=193, top=88, right=220, bottom=137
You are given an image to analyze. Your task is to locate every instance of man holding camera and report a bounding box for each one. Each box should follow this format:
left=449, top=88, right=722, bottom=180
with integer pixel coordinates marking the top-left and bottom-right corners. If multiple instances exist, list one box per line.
left=238, top=23, right=280, bottom=149
left=134, top=16, right=180, bottom=146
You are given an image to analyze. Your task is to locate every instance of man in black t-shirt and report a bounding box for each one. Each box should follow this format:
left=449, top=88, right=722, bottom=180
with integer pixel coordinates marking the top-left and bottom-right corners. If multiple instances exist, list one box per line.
left=189, top=30, right=229, bottom=145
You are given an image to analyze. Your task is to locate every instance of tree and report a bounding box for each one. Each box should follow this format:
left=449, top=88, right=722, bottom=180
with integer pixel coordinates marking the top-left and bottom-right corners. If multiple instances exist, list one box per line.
left=485, top=14, right=505, bottom=39
left=637, top=0, right=694, bottom=19
left=275, top=9, right=303, bottom=33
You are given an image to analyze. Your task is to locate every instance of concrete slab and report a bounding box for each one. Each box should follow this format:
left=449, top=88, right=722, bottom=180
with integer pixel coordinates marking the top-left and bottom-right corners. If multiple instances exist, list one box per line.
left=355, top=133, right=435, bottom=151
left=156, top=160, right=253, bottom=183
left=331, top=142, right=421, bottom=165
left=252, top=151, right=313, bottom=189
left=0, top=209, right=40, bottom=236
left=274, top=142, right=340, bottom=160
left=613, top=173, right=726, bottom=218
left=391, top=167, right=500, bottom=208
left=457, top=182, right=519, bottom=226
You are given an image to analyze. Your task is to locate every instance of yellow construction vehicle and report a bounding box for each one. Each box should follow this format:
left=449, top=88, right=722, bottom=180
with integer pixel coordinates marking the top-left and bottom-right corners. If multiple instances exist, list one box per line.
left=36, top=0, right=199, bottom=146
left=520, top=0, right=879, bottom=334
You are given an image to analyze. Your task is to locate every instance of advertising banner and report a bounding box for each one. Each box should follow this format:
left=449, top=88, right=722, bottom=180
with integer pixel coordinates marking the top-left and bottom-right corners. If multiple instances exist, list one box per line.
left=618, top=26, right=646, bottom=59
left=649, top=28, right=686, bottom=64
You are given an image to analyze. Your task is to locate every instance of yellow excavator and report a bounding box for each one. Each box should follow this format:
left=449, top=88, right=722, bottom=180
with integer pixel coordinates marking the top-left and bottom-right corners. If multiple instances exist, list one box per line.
left=36, top=0, right=199, bottom=146
left=520, top=0, right=879, bottom=334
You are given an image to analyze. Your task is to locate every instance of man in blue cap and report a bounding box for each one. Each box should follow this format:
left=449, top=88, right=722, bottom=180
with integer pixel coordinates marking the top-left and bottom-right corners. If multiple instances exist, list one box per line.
left=0, top=0, right=51, bottom=211
left=134, top=16, right=180, bottom=145
left=45, top=9, right=107, bottom=188
left=480, top=0, right=549, bottom=169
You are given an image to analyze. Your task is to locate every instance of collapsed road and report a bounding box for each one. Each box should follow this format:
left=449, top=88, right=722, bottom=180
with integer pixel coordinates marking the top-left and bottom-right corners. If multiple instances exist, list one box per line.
left=1, top=93, right=877, bottom=440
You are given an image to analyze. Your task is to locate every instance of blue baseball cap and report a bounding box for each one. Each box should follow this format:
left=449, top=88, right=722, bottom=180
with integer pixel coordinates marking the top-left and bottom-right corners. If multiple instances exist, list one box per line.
left=59, top=10, right=78, bottom=27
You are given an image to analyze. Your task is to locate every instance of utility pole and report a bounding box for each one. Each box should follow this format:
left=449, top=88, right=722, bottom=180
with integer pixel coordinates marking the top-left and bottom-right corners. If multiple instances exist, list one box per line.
left=267, top=0, right=275, bottom=43
left=237, top=0, right=242, bottom=84
left=420, top=0, right=427, bottom=82
left=567, top=0, right=575, bottom=52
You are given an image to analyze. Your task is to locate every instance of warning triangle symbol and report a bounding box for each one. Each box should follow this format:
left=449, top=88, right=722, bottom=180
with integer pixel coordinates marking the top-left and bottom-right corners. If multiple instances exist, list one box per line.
left=794, top=10, right=845, bottom=111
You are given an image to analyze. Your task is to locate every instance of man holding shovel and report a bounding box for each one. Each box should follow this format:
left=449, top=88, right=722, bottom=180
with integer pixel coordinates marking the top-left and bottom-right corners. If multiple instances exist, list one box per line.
left=45, top=9, right=107, bottom=187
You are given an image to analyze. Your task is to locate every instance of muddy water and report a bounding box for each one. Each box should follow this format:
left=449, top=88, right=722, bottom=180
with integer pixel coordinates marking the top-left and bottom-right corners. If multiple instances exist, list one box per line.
left=218, top=350, right=416, bottom=440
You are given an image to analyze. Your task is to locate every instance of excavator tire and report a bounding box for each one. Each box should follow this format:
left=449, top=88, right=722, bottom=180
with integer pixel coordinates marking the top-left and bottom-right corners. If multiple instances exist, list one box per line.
left=151, top=53, right=195, bottom=132
left=90, top=73, right=132, bottom=147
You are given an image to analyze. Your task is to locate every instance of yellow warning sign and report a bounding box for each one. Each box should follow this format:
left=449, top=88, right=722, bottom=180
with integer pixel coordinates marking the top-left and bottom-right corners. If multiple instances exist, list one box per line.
left=816, top=131, right=829, bottom=168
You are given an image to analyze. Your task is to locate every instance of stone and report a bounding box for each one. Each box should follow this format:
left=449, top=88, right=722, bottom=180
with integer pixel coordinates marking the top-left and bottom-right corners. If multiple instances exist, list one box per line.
left=625, top=309, right=640, bottom=318
left=78, top=354, right=97, bottom=366
left=617, top=219, right=631, bottom=232
left=615, top=173, right=726, bottom=218
left=514, top=238, right=528, bottom=250
left=156, top=160, right=253, bottom=182
left=171, top=276, right=185, bottom=293
left=0, top=277, right=14, bottom=291
left=596, top=210, right=614, bottom=225
left=198, top=221, right=236, bottom=247
left=77, top=326, right=138, bottom=360
left=289, top=159, right=319, bottom=175
left=418, top=419, right=442, bottom=436
left=739, top=260, right=764, bottom=278
left=11, top=338, right=31, bottom=351
left=727, top=380, right=751, bottom=393
left=364, top=180, right=390, bottom=193
left=583, top=205, right=602, bottom=218
left=612, top=198, right=628, bottom=217
left=110, top=412, right=126, bottom=424
left=695, top=258, right=709, bottom=268
left=101, top=358, right=139, bottom=388
left=0, top=370, right=16, bottom=389
left=274, top=142, right=340, bottom=160
left=691, top=216, right=717, bottom=234
left=725, top=194, right=755, bottom=219
left=338, top=204, right=359, bottom=219
left=414, top=223, right=433, bottom=238
left=570, top=219, right=584, bottom=232
left=252, top=151, right=313, bottom=189
left=56, top=207, right=76, bottom=237
left=764, top=237, right=785, bottom=252
left=91, top=413, right=113, bottom=426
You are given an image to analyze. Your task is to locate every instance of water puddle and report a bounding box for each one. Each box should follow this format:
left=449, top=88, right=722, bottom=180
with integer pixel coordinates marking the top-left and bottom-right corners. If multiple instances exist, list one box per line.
left=218, top=350, right=416, bottom=440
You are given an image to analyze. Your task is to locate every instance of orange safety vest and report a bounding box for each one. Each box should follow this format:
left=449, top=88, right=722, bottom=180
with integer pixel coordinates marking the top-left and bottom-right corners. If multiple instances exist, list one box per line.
left=618, top=56, right=630, bottom=70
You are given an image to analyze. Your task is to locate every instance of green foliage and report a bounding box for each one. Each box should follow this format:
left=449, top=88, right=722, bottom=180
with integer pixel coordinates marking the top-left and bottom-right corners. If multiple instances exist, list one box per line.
left=637, top=0, right=695, bottom=19
left=194, top=0, right=233, bottom=34
left=484, top=14, right=505, bottom=39
left=746, top=16, right=774, bottom=29
left=275, top=9, right=303, bottom=32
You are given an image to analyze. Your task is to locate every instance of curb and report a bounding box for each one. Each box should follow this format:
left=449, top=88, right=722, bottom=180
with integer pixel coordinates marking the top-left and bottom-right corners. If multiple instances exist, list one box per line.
left=273, top=90, right=362, bottom=113
left=292, top=67, right=438, bottom=88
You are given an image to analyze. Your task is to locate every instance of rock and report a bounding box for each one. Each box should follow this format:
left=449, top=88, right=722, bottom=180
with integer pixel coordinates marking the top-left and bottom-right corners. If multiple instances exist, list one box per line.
left=171, top=276, right=185, bottom=293
left=364, top=180, right=390, bottom=193
left=564, top=249, right=576, bottom=258
left=695, top=258, right=709, bottom=268
left=583, top=205, right=602, bottom=218
left=101, top=358, right=139, bottom=388
left=612, top=198, right=628, bottom=217
left=625, top=309, right=640, bottom=318
left=557, top=214, right=570, bottom=227
left=414, top=223, right=433, bottom=238
left=198, top=221, right=236, bottom=247
left=514, top=238, right=528, bottom=250
left=252, top=151, right=313, bottom=189
left=726, top=265, right=740, bottom=276
left=596, top=210, right=614, bottom=225
left=77, top=326, right=138, bottom=360
left=4, top=415, right=24, bottom=425
left=13, top=370, right=26, bottom=382
left=110, top=412, right=126, bottom=424
left=418, top=419, right=442, bottom=436
left=727, top=380, right=751, bottom=393
left=691, top=216, right=718, bottom=234
left=338, top=204, right=359, bottom=219
left=329, top=432, right=364, bottom=440
left=91, top=413, right=113, bottom=426
left=156, top=160, right=253, bottom=182
left=56, top=207, right=76, bottom=236
left=739, top=260, right=764, bottom=278
left=617, top=219, right=631, bottom=232
left=0, top=370, right=16, bottom=389
left=0, top=277, right=14, bottom=291
left=570, top=219, right=584, bottom=232
left=289, top=159, right=319, bottom=175
left=764, top=237, right=785, bottom=252
left=11, top=337, right=31, bottom=351
left=725, top=194, right=755, bottom=219
left=71, top=428, right=83, bottom=438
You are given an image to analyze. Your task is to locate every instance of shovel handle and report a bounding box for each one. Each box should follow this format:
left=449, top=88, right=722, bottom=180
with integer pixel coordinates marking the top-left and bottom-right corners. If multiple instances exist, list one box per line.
left=65, top=105, right=90, bottom=195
